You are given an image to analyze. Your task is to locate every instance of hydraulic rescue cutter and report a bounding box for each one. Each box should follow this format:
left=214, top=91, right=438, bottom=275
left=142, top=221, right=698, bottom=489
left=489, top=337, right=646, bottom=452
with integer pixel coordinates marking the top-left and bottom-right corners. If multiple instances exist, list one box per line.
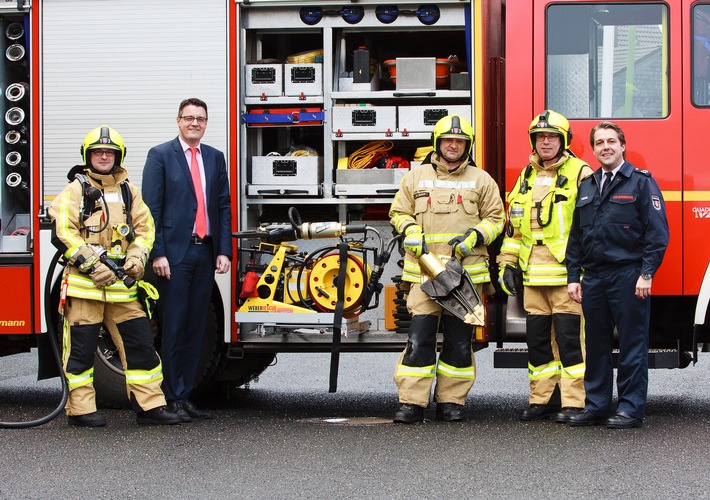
left=418, top=241, right=485, bottom=326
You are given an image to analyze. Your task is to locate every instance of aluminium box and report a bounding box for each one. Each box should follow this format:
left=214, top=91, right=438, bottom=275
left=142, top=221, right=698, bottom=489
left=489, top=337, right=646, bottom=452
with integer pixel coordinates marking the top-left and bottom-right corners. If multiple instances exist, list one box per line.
left=396, top=57, right=436, bottom=91
left=334, top=168, right=408, bottom=197
left=248, top=156, right=323, bottom=197
left=245, top=64, right=283, bottom=97
left=332, top=105, right=397, bottom=134
left=398, top=105, right=472, bottom=134
left=284, top=63, right=323, bottom=96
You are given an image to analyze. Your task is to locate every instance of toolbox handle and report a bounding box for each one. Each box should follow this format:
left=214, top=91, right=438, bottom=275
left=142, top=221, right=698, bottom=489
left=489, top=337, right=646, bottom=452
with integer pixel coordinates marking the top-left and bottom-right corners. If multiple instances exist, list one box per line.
left=256, top=188, right=311, bottom=195
left=393, top=92, right=437, bottom=97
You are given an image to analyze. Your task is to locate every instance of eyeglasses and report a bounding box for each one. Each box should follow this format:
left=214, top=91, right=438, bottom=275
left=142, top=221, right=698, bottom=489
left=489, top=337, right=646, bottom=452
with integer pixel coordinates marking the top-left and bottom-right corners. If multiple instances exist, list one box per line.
left=180, top=115, right=207, bottom=124
left=91, top=149, right=116, bottom=157
left=536, top=133, right=560, bottom=142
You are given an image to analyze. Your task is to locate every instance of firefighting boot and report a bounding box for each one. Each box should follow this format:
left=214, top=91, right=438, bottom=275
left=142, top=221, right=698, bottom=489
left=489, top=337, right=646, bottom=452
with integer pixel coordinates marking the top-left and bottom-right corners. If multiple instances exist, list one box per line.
left=393, top=403, right=425, bottom=424
left=136, top=406, right=182, bottom=425
left=436, top=402, right=466, bottom=422
left=67, top=411, right=107, bottom=427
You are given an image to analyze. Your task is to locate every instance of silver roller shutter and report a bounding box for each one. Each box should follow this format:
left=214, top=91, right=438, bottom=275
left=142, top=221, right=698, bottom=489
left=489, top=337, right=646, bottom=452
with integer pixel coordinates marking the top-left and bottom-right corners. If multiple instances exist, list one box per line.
left=41, top=0, right=228, bottom=207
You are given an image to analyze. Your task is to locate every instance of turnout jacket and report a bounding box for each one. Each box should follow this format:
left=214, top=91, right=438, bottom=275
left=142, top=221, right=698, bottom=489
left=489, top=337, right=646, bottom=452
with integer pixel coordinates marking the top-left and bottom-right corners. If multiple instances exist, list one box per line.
left=566, top=160, right=669, bottom=282
left=498, top=151, right=592, bottom=286
left=390, top=153, right=504, bottom=283
left=49, top=165, right=155, bottom=302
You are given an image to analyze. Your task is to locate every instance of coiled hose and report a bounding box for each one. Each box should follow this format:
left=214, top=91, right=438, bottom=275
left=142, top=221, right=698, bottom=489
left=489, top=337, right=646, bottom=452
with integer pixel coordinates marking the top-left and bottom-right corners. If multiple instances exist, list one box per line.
left=0, top=250, right=68, bottom=428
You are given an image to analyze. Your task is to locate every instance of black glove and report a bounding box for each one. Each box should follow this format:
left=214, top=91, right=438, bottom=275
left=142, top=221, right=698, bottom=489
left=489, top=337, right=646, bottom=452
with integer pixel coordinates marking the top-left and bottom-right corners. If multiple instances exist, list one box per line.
left=498, top=264, right=517, bottom=296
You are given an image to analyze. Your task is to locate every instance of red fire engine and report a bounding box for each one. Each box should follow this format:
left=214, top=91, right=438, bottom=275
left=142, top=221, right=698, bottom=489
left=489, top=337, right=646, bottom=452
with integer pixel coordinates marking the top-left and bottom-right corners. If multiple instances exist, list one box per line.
left=0, top=0, right=708, bottom=409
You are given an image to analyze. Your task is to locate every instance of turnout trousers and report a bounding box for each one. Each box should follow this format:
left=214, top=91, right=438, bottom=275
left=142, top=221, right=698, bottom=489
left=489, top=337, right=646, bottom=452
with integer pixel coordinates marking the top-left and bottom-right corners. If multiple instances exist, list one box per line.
left=523, top=285, right=585, bottom=408
left=62, top=297, right=166, bottom=416
left=581, top=266, right=651, bottom=419
left=394, top=284, right=478, bottom=407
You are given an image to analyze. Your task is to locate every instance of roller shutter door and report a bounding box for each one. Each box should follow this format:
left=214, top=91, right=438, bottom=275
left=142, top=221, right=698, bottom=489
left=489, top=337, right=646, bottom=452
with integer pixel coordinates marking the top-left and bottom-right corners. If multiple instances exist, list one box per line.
left=41, top=0, right=228, bottom=207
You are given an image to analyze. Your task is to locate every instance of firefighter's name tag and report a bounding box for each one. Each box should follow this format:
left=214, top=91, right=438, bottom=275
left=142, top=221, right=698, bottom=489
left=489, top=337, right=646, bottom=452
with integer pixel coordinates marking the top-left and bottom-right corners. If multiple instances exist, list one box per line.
left=510, top=207, right=524, bottom=218
left=534, top=177, right=554, bottom=186
left=104, top=192, right=122, bottom=203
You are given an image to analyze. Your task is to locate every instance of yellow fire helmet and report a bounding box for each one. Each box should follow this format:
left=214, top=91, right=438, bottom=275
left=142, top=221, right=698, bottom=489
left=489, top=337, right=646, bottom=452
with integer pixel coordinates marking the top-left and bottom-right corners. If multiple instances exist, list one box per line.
left=432, top=114, right=474, bottom=160
left=81, top=125, right=126, bottom=166
left=528, top=109, right=572, bottom=150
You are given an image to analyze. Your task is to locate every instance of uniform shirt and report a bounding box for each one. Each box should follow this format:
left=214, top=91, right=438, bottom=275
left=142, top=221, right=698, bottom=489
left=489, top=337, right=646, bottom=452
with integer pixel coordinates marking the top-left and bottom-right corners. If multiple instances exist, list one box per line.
left=566, top=160, right=669, bottom=282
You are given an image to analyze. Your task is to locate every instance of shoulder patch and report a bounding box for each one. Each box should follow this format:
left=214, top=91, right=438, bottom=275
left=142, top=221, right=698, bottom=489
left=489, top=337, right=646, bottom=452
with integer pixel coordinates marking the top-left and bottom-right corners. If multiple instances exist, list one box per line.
left=633, top=168, right=651, bottom=177
left=652, top=195, right=662, bottom=211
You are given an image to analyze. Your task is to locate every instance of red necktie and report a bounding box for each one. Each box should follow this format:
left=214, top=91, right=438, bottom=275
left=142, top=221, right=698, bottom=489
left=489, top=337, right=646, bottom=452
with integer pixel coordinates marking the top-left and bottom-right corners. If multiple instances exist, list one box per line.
left=189, top=147, right=207, bottom=238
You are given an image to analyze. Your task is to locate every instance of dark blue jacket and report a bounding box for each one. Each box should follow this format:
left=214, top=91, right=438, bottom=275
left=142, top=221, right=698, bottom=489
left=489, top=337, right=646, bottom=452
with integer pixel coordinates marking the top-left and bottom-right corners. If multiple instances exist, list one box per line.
left=142, top=137, right=232, bottom=266
left=566, top=160, right=669, bottom=282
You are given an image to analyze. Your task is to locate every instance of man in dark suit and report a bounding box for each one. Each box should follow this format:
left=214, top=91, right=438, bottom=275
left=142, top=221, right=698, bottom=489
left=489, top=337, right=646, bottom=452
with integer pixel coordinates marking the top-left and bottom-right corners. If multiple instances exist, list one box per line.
left=142, top=98, right=232, bottom=421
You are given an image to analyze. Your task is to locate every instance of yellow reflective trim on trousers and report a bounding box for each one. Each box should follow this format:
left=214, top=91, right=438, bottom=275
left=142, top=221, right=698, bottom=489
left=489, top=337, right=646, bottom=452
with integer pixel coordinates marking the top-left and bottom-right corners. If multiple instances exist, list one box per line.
left=523, top=276, right=568, bottom=286
left=125, top=364, right=163, bottom=385
left=66, top=368, right=94, bottom=388
left=436, top=360, right=475, bottom=380
left=562, top=362, right=585, bottom=379
left=396, top=363, right=436, bottom=378
left=528, top=360, right=561, bottom=380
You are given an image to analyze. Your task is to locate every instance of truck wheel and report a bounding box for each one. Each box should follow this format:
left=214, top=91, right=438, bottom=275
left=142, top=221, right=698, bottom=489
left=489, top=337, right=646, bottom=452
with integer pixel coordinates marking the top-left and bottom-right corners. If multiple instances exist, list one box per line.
left=93, top=284, right=274, bottom=407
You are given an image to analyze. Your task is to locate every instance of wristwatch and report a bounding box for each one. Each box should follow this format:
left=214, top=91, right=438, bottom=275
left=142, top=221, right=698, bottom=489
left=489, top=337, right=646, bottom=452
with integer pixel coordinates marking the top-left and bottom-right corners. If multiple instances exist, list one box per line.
left=640, top=273, right=652, bottom=280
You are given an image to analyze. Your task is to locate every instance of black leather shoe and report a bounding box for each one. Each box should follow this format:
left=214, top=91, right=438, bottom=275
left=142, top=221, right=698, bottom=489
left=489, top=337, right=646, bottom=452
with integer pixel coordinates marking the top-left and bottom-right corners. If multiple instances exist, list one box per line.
left=554, top=407, right=585, bottom=424
left=606, top=412, right=643, bottom=429
left=67, top=412, right=107, bottom=427
left=393, top=403, right=425, bottom=424
left=137, top=406, right=181, bottom=425
left=182, top=400, right=211, bottom=419
left=167, top=401, right=192, bottom=422
left=520, top=404, right=561, bottom=421
left=568, top=409, right=607, bottom=427
left=436, top=402, right=465, bottom=422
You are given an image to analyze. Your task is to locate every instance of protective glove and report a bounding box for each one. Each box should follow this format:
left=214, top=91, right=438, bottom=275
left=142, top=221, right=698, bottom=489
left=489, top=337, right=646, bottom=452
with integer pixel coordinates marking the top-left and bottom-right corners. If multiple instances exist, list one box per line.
left=90, top=262, right=118, bottom=288
left=123, top=256, right=145, bottom=280
left=448, top=228, right=482, bottom=257
left=402, top=225, right=424, bottom=257
left=498, top=264, right=517, bottom=296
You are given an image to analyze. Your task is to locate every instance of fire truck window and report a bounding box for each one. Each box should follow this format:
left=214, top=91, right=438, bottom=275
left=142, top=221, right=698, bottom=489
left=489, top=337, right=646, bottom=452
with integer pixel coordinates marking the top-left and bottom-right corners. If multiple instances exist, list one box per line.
left=546, top=3, right=668, bottom=119
left=693, top=5, right=710, bottom=106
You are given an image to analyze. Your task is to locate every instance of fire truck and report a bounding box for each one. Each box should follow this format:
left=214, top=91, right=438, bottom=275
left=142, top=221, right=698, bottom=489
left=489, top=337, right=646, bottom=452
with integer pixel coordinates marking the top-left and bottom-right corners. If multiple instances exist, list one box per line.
left=1, top=0, right=709, bottom=408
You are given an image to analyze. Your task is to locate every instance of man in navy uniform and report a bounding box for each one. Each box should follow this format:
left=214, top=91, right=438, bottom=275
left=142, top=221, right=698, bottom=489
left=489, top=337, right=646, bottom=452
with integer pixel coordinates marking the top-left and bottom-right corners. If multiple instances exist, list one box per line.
left=566, top=121, right=669, bottom=429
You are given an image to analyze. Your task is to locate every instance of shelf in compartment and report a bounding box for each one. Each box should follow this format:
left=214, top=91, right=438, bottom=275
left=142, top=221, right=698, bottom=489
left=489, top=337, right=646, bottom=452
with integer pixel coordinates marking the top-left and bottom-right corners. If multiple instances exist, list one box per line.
left=244, top=196, right=395, bottom=205
left=244, top=96, right=325, bottom=106
left=331, top=132, right=431, bottom=141
left=331, top=90, right=470, bottom=100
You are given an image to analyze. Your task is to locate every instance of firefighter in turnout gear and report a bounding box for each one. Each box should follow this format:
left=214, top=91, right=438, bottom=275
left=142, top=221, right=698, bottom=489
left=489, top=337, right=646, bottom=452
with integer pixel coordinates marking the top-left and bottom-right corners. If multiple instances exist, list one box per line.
left=48, top=126, right=180, bottom=427
left=497, top=110, right=593, bottom=422
left=389, top=115, right=504, bottom=423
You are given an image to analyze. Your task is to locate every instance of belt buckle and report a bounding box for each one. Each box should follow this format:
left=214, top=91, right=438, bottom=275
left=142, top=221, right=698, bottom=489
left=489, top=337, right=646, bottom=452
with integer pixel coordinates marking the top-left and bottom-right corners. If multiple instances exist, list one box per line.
left=193, top=235, right=203, bottom=244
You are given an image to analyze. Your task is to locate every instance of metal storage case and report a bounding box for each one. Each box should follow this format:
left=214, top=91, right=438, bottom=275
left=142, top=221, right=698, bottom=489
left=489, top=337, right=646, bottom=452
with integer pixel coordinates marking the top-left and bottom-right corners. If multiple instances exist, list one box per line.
left=398, top=105, right=472, bottom=133
left=334, top=168, right=408, bottom=197
left=332, top=106, right=397, bottom=135
left=245, top=64, right=283, bottom=97
left=284, top=64, right=323, bottom=96
left=248, top=156, right=323, bottom=197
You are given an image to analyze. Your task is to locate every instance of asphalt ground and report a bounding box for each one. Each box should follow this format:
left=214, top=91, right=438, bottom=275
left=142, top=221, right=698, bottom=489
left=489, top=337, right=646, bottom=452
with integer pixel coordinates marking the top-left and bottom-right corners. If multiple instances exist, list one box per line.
left=1, top=348, right=710, bottom=499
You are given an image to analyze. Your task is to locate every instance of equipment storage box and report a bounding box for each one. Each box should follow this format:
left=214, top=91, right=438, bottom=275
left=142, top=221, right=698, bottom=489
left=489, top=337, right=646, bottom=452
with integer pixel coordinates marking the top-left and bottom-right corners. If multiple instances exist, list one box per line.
left=334, top=168, right=408, bottom=197
left=1, top=213, right=30, bottom=252
left=284, top=64, right=323, bottom=96
left=332, top=106, right=397, bottom=135
left=245, top=64, right=283, bottom=97
left=396, top=58, right=436, bottom=91
left=248, top=156, right=323, bottom=197
left=398, top=105, right=472, bottom=134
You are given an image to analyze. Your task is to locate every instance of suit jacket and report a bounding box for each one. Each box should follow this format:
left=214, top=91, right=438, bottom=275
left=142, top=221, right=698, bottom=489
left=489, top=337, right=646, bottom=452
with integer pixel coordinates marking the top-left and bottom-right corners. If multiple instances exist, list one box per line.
left=142, top=137, right=232, bottom=266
